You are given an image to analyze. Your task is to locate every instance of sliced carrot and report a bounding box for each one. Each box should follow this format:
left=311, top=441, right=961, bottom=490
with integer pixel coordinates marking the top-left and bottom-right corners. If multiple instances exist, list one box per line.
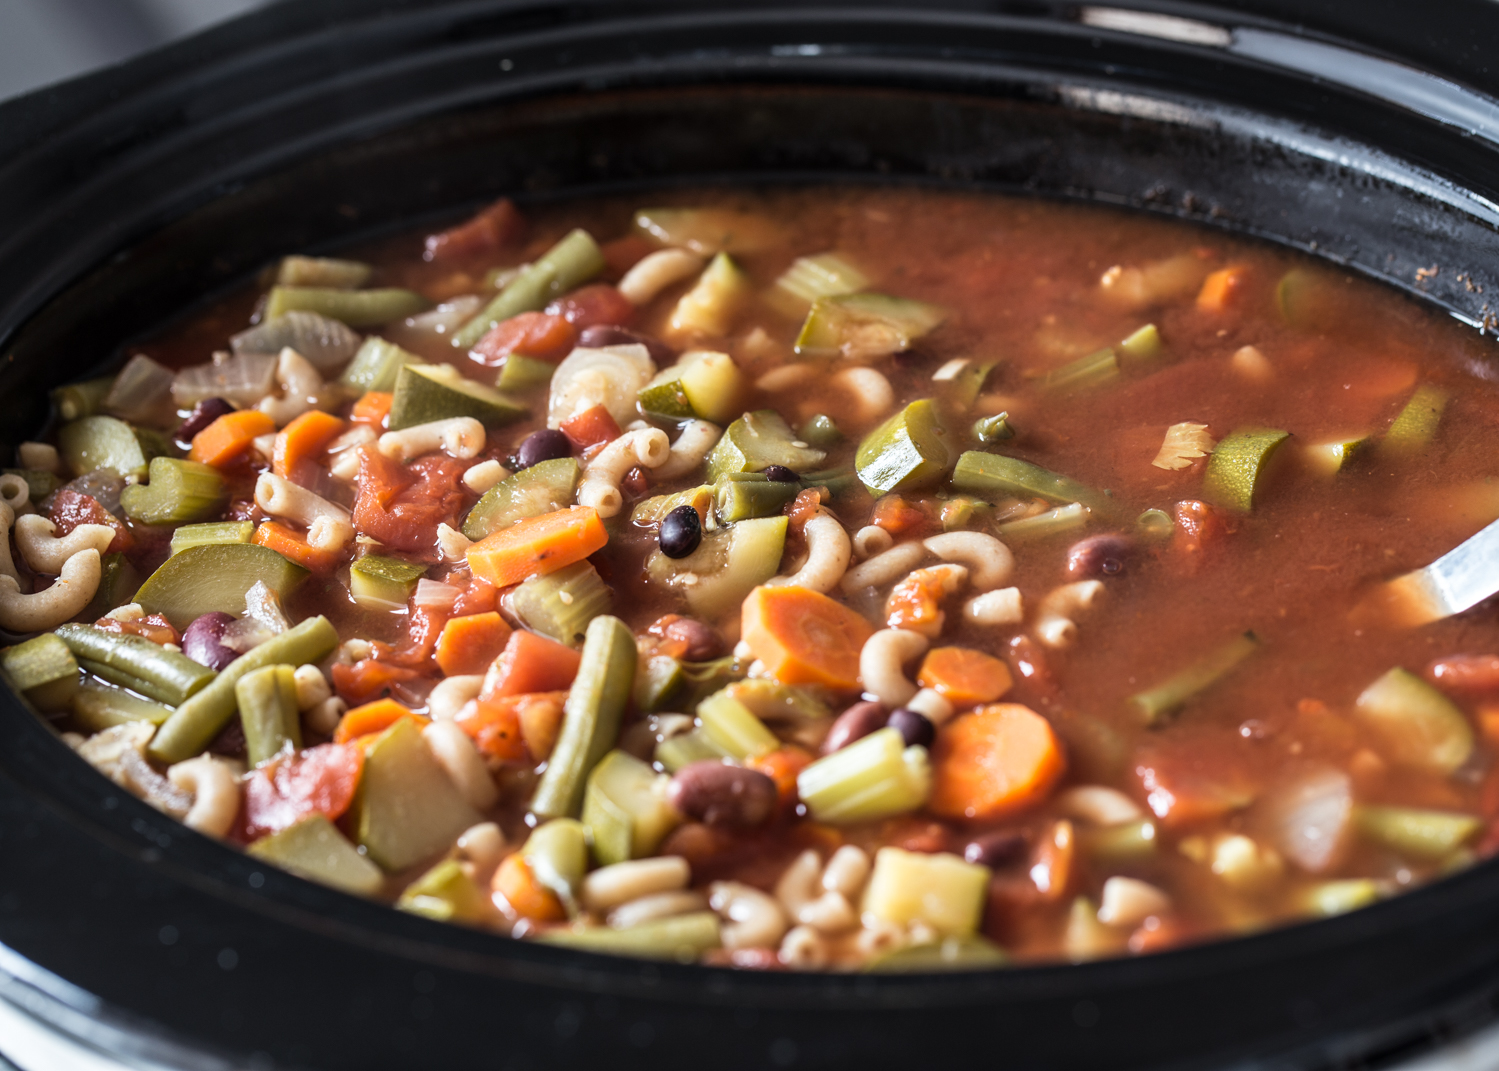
left=350, top=391, right=394, bottom=429
left=492, top=853, right=565, bottom=922
left=331, top=659, right=423, bottom=707
left=272, top=410, right=345, bottom=482
left=559, top=404, right=621, bottom=451
left=456, top=695, right=529, bottom=763
left=740, top=585, right=874, bottom=692
left=188, top=409, right=276, bottom=467
left=1477, top=704, right=1499, bottom=748
left=747, top=745, right=815, bottom=805
left=929, top=703, right=1066, bottom=821
left=333, top=697, right=426, bottom=745
left=434, top=611, right=513, bottom=676
left=253, top=520, right=342, bottom=573
left=465, top=505, right=608, bottom=587
left=870, top=494, right=934, bottom=536
left=482, top=630, right=581, bottom=699
left=470, top=312, right=576, bottom=366
left=1195, top=265, right=1250, bottom=311
left=917, top=647, right=1014, bottom=706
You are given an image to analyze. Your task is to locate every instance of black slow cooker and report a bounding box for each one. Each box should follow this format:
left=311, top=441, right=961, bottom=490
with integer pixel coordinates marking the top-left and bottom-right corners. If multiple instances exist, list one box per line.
left=5, top=2, right=1499, bottom=1067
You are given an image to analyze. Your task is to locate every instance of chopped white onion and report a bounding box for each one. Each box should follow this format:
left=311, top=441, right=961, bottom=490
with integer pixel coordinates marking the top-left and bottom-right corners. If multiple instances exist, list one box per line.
left=413, top=579, right=461, bottom=610
left=104, top=354, right=176, bottom=426
left=172, top=352, right=276, bottom=408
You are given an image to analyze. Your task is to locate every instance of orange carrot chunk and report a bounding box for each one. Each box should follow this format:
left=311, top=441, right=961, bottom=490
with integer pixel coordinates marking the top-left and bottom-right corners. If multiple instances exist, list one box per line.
left=930, top=703, right=1066, bottom=821
left=272, top=410, right=345, bottom=482
left=253, top=520, right=342, bottom=573
left=917, top=647, right=1014, bottom=706
left=482, top=630, right=582, bottom=699
left=492, top=853, right=566, bottom=922
left=434, top=611, right=514, bottom=677
left=333, top=698, right=426, bottom=745
left=188, top=409, right=277, bottom=467
left=1195, top=265, right=1249, bottom=311
left=740, top=585, right=874, bottom=692
left=747, top=745, right=815, bottom=805
left=350, top=391, right=394, bottom=429
left=465, top=506, right=608, bottom=587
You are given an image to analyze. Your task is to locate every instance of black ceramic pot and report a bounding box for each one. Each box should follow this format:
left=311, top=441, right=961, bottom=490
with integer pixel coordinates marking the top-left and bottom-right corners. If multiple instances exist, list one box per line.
left=5, top=2, right=1499, bottom=1068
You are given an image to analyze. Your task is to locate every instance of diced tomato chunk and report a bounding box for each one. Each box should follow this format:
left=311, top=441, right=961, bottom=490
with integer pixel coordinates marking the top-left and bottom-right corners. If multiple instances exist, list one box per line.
left=424, top=196, right=525, bottom=262
left=92, top=613, right=179, bottom=647
left=469, top=312, right=576, bottom=366
left=600, top=234, right=655, bottom=277
left=49, top=488, right=133, bottom=554
left=241, top=743, right=364, bottom=840
left=559, top=404, right=621, bottom=451
left=1172, top=499, right=1227, bottom=574
left=482, top=629, right=581, bottom=699
left=352, top=448, right=470, bottom=554
left=456, top=694, right=531, bottom=763
left=546, top=284, right=635, bottom=330
left=331, top=658, right=423, bottom=706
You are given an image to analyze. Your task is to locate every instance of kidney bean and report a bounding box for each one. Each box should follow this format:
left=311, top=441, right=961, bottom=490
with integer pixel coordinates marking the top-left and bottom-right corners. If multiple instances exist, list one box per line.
left=821, top=701, right=887, bottom=754
left=577, top=324, right=676, bottom=364
left=182, top=612, right=239, bottom=671
left=515, top=428, right=572, bottom=470
left=887, top=708, right=934, bottom=749
left=546, top=283, right=635, bottom=330
left=176, top=398, right=235, bottom=443
left=964, top=830, right=1028, bottom=868
left=1065, top=533, right=1134, bottom=579
left=1426, top=654, right=1499, bottom=693
left=648, top=614, right=723, bottom=662
left=1005, top=635, right=1057, bottom=701
left=667, top=761, right=778, bottom=828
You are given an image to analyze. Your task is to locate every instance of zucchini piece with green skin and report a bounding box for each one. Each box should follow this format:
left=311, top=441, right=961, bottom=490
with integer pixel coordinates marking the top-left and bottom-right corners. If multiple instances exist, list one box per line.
left=1043, top=348, right=1119, bottom=393
left=134, top=543, right=309, bottom=630
left=696, top=691, right=779, bottom=761
left=1, top=634, right=79, bottom=711
left=706, top=410, right=826, bottom=482
left=1382, top=384, right=1449, bottom=455
left=669, top=253, right=752, bottom=337
left=637, top=375, right=695, bottom=422
left=795, top=292, right=946, bottom=359
left=646, top=515, right=788, bottom=619
left=1129, top=631, right=1259, bottom=726
left=52, top=376, right=114, bottom=422
left=338, top=337, right=426, bottom=393
left=349, top=555, right=427, bottom=611
left=769, top=252, right=870, bottom=317
left=1201, top=428, right=1290, bottom=511
left=797, top=727, right=931, bottom=825
left=148, top=615, right=339, bottom=764
left=70, top=682, right=172, bottom=732
left=1117, top=323, right=1163, bottom=365
left=510, top=561, right=612, bottom=646
left=119, top=457, right=228, bottom=526
left=713, top=472, right=800, bottom=523
left=495, top=354, right=555, bottom=393
left=236, top=664, right=302, bottom=768
left=352, top=716, right=483, bottom=872
left=530, top=616, right=638, bottom=820
left=452, top=229, right=606, bottom=349
left=55, top=623, right=215, bottom=707
left=273, top=255, right=372, bottom=289
left=1355, top=805, right=1480, bottom=859
left=867, top=935, right=1009, bottom=972
left=3, top=469, right=61, bottom=503
left=388, top=363, right=526, bottom=431
left=169, top=521, right=255, bottom=557
left=398, top=859, right=493, bottom=924
left=856, top=400, right=951, bottom=495
left=861, top=846, right=988, bottom=937
left=264, top=286, right=430, bottom=327
left=1353, top=667, right=1474, bottom=776
left=640, top=350, right=748, bottom=425
left=247, top=813, right=383, bottom=896
left=522, top=818, right=589, bottom=912
left=56, top=415, right=160, bottom=479
left=951, top=450, right=1108, bottom=512
left=84, top=553, right=141, bottom=621
left=581, top=750, right=680, bottom=866
left=630, top=485, right=713, bottom=528
left=462, top=457, right=580, bottom=541
left=538, top=912, right=722, bottom=960
left=1302, top=434, right=1371, bottom=477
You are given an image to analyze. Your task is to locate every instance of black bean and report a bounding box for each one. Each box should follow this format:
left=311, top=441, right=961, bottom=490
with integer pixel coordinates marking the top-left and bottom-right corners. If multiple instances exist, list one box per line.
left=176, top=398, right=235, bottom=443
left=761, top=465, right=798, bottom=483
left=659, top=504, right=702, bottom=559
left=887, top=707, right=934, bottom=749
left=964, top=830, right=1028, bottom=869
left=821, top=700, right=886, bottom=754
left=578, top=325, right=676, bottom=365
left=515, top=428, right=572, bottom=470
left=1066, top=534, right=1134, bottom=579
left=667, top=761, right=778, bottom=828
left=182, top=612, right=238, bottom=671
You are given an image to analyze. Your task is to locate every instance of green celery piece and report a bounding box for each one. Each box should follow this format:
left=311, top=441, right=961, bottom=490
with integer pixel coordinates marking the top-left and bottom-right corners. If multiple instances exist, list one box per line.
left=1129, top=631, right=1259, bottom=726
left=339, top=336, right=427, bottom=393
left=388, top=363, right=526, bottom=430
left=397, top=859, right=493, bottom=924
left=713, top=472, right=800, bottom=523
left=951, top=450, right=1107, bottom=512
left=1355, top=805, right=1480, bottom=859
left=581, top=750, right=680, bottom=866
left=55, top=623, right=214, bottom=707
left=56, top=415, right=158, bottom=479
left=996, top=502, right=1089, bottom=542
left=3, top=469, right=61, bottom=503
left=1043, top=348, right=1119, bottom=393
left=538, top=912, right=722, bottom=960
left=495, top=354, right=556, bottom=393
left=633, top=655, right=685, bottom=713
left=797, top=727, right=931, bottom=824
left=264, top=286, right=430, bottom=327
left=645, top=515, right=787, bottom=619
left=1, top=634, right=79, bottom=711
left=1201, top=428, right=1290, bottom=512
left=353, top=717, right=483, bottom=871
left=1353, top=667, right=1473, bottom=776
left=452, top=229, right=605, bottom=349
left=706, top=409, right=826, bottom=482
left=795, top=292, right=946, bottom=359
left=236, top=664, right=301, bottom=768
left=510, top=561, right=612, bottom=646
left=867, top=935, right=1009, bottom=972
left=52, top=376, right=113, bottom=422
left=654, top=728, right=729, bottom=773
left=120, top=457, right=227, bottom=526
left=349, top=555, right=427, bottom=611
left=70, top=682, right=173, bottom=732
left=170, top=521, right=255, bottom=557
left=462, top=457, right=580, bottom=540
left=135, top=543, right=309, bottom=630
left=247, top=813, right=383, bottom=896
left=696, top=691, right=779, bottom=760
left=769, top=252, right=869, bottom=317
left=273, top=255, right=372, bottom=289
left=855, top=399, right=951, bottom=495
left=1382, top=384, right=1449, bottom=455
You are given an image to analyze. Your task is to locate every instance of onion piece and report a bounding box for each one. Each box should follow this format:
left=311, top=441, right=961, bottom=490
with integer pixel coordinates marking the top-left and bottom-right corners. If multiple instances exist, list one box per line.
left=1254, top=767, right=1353, bottom=874
left=103, top=354, right=176, bottom=426
left=547, top=344, right=655, bottom=430
left=384, top=297, right=483, bottom=355
left=172, top=352, right=276, bottom=409
left=413, top=579, right=461, bottom=610
left=232, top=311, right=362, bottom=374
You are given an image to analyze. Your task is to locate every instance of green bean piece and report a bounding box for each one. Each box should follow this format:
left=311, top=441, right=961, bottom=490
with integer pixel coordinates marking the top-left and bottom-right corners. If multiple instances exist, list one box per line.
left=148, top=615, right=339, bottom=764
left=529, top=616, right=637, bottom=820
left=713, top=472, right=800, bottom=523
left=1354, top=805, right=1481, bottom=859
left=273, top=255, right=372, bottom=289
left=463, top=457, right=580, bottom=541
left=654, top=728, right=729, bottom=773
left=952, top=450, right=1108, bottom=513
left=798, top=468, right=860, bottom=498
left=348, top=555, right=427, bottom=611
left=51, top=376, right=114, bottom=422
left=135, top=544, right=309, bottom=630
left=452, top=229, right=606, bottom=349
left=995, top=502, right=1089, bottom=542
left=119, top=457, right=228, bottom=526
left=236, top=664, right=302, bottom=767
left=56, top=624, right=215, bottom=707
left=1, top=633, right=79, bottom=711
left=538, top=912, right=722, bottom=960
left=510, top=561, right=611, bottom=646
left=263, top=286, right=431, bottom=327
left=1201, top=428, right=1290, bottom=512
left=1382, top=384, right=1449, bottom=456
left=70, top=681, right=173, bottom=732
left=971, top=412, right=1014, bottom=443
left=56, top=415, right=158, bottom=479
left=1129, top=631, right=1259, bottom=726
left=338, top=336, right=426, bottom=393
left=169, top=521, right=255, bottom=557
left=798, top=414, right=842, bottom=449
left=1043, top=347, right=1119, bottom=393
left=2, top=469, right=62, bottom=503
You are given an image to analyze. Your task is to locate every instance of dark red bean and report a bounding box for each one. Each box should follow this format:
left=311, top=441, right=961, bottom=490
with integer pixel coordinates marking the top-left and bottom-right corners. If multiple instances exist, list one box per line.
left=182, top=612, right=238, bottom=671
left=1066, top=533, right=1133, bottom=579
left=667, top=761, right=777, bottom=828
left=175, top=398, right=235, bottom=443
left=1427, top=654, right=1499, bottom=693
left=546, top=283, right=635, bottom=330
left=887, top=708, right=934, bottom=749
left=964, top=831, right=1028, bottom=868
left=515, top=428, right=572, bottom=470
left=761, top=465, right=799, bottom=483
left=821, top=701, right=887, bottom=754
left=1006, top=635, right=1058, bottom=702
left=577, top=324, right=676, bottom=365
left=648, top=614, right=723, bottom=662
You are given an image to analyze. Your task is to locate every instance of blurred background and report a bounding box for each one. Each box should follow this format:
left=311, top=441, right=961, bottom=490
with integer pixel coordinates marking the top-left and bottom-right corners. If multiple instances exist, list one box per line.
left=0, top=0, right=274, bottom=102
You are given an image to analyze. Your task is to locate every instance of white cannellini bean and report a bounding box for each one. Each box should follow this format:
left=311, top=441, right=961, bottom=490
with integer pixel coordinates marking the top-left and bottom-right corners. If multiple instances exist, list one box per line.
left=168, top=756, right=243, bottom=838
left=582, top=856, right=691, bottom=913
left=922, top=531, right=1014, bottom=591
left=1097, top=876, right=1171, bottom=928
left=304, top=696, right=346, bottom=736
left=858, top=628, right=929, bottom=708
left=13, top=515, right=114, bottom=576
left=830, top=366, right=894, bottom=425
left=291, top=664, right=331, bottom=711
left=904, top=687, right=955, bottom=726
left=709, top=881, right=789, bottom=950
left=1035, top=579, right=1105, bottom=648
left=254, top=473, right=353, bottom=551
left=608, top=891, right=708, bottom=929
left=422, top=721, right=499, bottom=810
left=577, top=428, right=672, bottom=518
left=462, top=459, right=509, bottom=493
left=840, top=541, right=929, bottom=594
left=378, top=416, right=487, bottom=461
left=617, top=248, right=706, bottom=305
left=851, top=525, right=894, bottom=561
left=428, top=675, right=484, bottom=721
left=820, top=845, right=872, bottom=899
left=768, top=510, right=850, bottom=593
left=963, top=587, right=1024, bottom=626
left=756, top=363, right=816, bottom=392
left=774, top=849, right=824, bottom=916
left=1055, top=785, right=1144, bottom=826
left=0, top=549, right=101, bottom=632
left=652, top=419, right=723, bottom=481
left=456, top=822, right=508, bottom=873
left=17, top=441, right=59, bottom=474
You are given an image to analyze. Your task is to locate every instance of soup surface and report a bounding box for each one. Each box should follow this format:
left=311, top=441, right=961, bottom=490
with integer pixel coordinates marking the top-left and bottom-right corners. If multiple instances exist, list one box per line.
left=10, top=186, right=1499, bottom=970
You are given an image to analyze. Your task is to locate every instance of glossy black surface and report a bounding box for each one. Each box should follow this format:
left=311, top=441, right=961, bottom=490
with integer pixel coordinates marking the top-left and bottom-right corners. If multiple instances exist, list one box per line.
left=5, top=2, right=1499, bottom=1068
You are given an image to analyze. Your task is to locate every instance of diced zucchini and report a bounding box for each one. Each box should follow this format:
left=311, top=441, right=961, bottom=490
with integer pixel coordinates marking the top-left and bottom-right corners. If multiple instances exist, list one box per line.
left=273, top=255, right=372, bottom=289
left=706, top=410, right=826, bottom=481
left=264, top=286, right=430, bottom=327
left=349, top=555, right=427, bottom=611
left=453, top=229, right=606, bottom=350
left=56, top=415, right=159, bottom=479
left=633, top=206, right=784, bottom=255
left=581, top=750, right=680, bottom=866
left=352, top=717, right=484, bottom=872
left=696, top=691, right=779, bottom=761
left=646, top=515, right=787, bottom=619
left=1129, top=631, right=1260, bottom=726
left=867, top=934, right=1008, bottom=972
left=388, top=363, right=526, bottom=431
left=1301, top=879, right=1382, bottom=918
left=1354, top=667, right=1474, bottom=776
left=1117, top=323, right=1163, bottom=365
left=720, top=678, right=831, bottom=744
left=462, top=457, right=579, bottom=541
left=951, top=450, right=1107, bottom=512
left=855, top=399, right=951, bottom=495
left=397, top=858, right=494, bottom=924
left=769, top=252, right=870, bottom=317
left=638, top=349, right=747, bottom=425
left=522, top=818, right=589, bottom=912
left=1, top=634, right=79, bottom=711
left=1302, top=434, right=1370, bottom=477
left=135, top=543, right=309, bottom=629
left=69, top=681, right=172, bottom=732
left=120, top=457, right=227, bottom=526
left=1201, top=428, right=1290, bottom=512
left=339, top=336, right=426, bottom=393
left=510, top=561, right=612, bottom=646
left=669, top=252, right=751, bottom=336
left=1382, top=384, right=1448, bottom=455
left=1355, top=805, right=1481, bottom=859
left=795, top=292, right=946, bottom=360
left=713, top=472, right=800, bottom=523
left=495, top=354, right=556, bottom=393
left=861, top=846, right=988, bottom=937
left=247, top=813, right=384, bottom=896
left=538, top=912, right=722, bottom=960
left=797, top=727, right=930, bottom=824
left=169, top=521, right=255, bottom=557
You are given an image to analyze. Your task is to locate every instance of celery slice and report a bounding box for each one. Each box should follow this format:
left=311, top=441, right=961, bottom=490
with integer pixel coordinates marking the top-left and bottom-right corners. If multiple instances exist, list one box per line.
left=170, top=521, right=255, bottom=557
left=1117, top=323, right=1163, bottom=365
left=1043, top=348, right=1119, bottom=393
left=52, top=376, right=113, bottom=422
left=511, top=561, right=612, bottom=646
left=696, top=691, right=779, bottom=761
left=995, top=502, right=1090, bottom=542
left=653, top=727, right=730, bottom=772
left=769, top=252, right=869, bottom=317
left=633, top=207, right=784, bottom=255
left=120, top=457, right=227, bottom=526
left=797, top=727, right=930, bottom=824
left=397, top=859, right=494, bottom=924
left=581, top=750, right=679, bottom=866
